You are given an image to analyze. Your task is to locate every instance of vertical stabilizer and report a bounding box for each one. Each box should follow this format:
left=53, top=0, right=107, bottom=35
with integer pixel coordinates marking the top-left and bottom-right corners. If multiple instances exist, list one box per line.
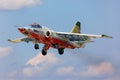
left=71, top=21, right=81, bottom=33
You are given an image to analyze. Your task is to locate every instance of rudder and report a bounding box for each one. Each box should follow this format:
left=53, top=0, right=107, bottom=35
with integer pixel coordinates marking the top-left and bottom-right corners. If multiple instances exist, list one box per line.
left=71, top=21, right=81, bottom=33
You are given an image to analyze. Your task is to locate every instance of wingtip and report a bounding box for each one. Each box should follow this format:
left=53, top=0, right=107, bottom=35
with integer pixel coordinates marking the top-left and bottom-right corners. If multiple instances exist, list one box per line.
left=102, top=34, right=113, bottom=38
left=8, top=39, right=11, bottom=41
left=109, top=36, right=113, bottom=38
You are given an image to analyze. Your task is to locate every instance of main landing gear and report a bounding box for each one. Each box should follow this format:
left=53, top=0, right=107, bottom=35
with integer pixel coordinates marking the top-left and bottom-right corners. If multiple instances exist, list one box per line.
left=52, top=44, right=64, bottom=55
left=58, top=48, right=64, bottom=55
left=41, top=45, right=50, bottom=56
left=42, top=47, right=65, bottom=56
left=34, top=44, right=39, bottom=50
left=34, top=44, right=64, bottom=56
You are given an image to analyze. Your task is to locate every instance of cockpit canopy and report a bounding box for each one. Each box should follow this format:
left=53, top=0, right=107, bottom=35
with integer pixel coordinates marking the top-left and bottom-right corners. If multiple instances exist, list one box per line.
left=30, top=22, right=42, bottom=28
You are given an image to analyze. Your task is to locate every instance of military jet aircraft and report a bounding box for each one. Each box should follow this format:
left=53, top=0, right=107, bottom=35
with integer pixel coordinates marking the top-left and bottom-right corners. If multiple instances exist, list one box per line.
left=8, top=21, right=112, bottom=55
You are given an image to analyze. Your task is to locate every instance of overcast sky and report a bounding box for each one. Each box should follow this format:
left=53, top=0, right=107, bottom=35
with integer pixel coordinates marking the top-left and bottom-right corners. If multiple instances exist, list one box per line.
left=0, top=0, right=120, bottom=80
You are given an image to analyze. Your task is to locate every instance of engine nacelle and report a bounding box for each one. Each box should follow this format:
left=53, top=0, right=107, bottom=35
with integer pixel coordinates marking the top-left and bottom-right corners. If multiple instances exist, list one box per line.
left=46, top=31, right=51, bottom=37
left=45, top=31, right=52, bottom=37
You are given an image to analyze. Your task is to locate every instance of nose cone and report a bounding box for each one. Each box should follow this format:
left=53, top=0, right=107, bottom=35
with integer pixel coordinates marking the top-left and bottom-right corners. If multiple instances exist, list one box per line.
left=18, top=27, right=29, bottom=35
left=18, top=27, right=24, bottom=32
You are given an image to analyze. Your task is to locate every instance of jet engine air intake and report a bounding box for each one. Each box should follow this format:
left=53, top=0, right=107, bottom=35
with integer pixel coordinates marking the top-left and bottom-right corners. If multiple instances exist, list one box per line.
left=46, top=31, right=50, bottom=37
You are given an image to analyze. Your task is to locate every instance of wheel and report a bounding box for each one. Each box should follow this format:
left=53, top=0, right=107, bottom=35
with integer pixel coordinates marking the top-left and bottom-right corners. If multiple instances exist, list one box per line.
left=58, top=48, right=64, bottom=55
left=34, top=44, right=39, bottom=50
left=42, top=49, right=47, bottom=56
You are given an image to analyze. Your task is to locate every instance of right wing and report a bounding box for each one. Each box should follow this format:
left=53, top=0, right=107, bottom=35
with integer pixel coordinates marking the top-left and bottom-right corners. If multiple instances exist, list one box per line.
left=54, top=32, right=112, bottom=43
left=8, top=37, right=34, bottom=43
left=56, top=32, right=112, bottom=39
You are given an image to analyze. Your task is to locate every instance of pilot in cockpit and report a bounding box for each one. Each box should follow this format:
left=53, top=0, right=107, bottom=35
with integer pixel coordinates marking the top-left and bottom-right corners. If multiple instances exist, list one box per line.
left=30, top=22, right=42, bottom=28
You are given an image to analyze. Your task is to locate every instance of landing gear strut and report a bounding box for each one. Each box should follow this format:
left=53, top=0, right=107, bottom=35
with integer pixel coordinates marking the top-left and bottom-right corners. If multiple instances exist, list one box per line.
left=34, top=44, right=39, bottom=50
left=41, top=45, right=50, bottom=56
left=58, top=48, right=64, bottom=55
left=42, top=48, right=47, bottom=56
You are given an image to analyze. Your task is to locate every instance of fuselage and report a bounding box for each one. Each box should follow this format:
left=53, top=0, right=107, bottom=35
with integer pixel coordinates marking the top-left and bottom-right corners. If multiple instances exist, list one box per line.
left=8, top=22, right=112, bottom=55
left=18, top=26, right=76, bottom=49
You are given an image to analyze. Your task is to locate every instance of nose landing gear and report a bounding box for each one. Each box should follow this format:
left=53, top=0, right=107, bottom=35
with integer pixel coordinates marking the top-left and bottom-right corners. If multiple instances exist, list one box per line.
left=42, top=48, right=47, bottom=56
left=41, top=45, right=50, bottom=56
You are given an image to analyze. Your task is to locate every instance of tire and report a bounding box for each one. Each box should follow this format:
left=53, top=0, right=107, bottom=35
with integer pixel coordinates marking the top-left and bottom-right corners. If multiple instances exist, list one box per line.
left=58, top=48, right=64, bottom=55
left=42, top=49, right=47, bottom=56
left=34, top=44, right=39, bottom=50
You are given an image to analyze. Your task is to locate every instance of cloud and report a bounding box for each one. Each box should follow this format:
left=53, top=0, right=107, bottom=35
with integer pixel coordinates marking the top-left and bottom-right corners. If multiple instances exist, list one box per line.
left=56, top=62, right=115, bottom=79
left=8, top=71, right=17, bottom=77
left=57, top=66, right=74, bottom=75
left=23, top=53, right=59, bottom=77
left=26, top=53, right=58, bottom=66
left=81, top=62, right=114, bottom=77
left=22, top=67, right=37, bottom=77
left=107, top=73, right=120, bottom=80
left=0, top=0, right=42, bottom=10
left=0, top=47, right=12, bottom=59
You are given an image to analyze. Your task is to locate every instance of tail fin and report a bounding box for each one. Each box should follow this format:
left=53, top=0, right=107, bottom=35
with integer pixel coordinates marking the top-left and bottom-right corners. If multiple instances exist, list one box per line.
left=71, top=21, right=81, bottom=33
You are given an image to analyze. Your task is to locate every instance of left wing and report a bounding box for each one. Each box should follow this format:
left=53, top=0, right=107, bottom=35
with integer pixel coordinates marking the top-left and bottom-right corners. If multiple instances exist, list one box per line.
left=8, top=37, right=34, bottom=43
